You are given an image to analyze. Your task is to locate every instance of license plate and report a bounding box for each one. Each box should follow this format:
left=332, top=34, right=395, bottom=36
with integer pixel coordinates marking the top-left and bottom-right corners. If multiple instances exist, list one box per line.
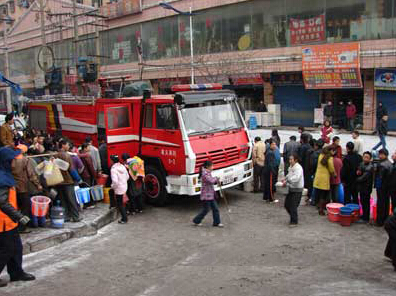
left=222, top=174, right=234, bottom=185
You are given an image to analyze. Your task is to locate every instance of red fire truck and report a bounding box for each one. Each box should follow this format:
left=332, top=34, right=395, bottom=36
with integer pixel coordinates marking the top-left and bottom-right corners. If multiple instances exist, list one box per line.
left=28, top=84, right=253, bottom=205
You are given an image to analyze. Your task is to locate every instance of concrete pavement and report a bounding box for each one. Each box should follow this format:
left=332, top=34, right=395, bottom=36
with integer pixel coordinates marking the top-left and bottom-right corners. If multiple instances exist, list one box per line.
left=20, top=203, right=117, bottom=255
left=2, top=189, right=396, bottom=296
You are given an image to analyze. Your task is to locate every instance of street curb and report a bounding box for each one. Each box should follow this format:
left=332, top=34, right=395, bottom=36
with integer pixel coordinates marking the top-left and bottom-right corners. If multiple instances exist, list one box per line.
left=22, top=208, right=118, bottom=255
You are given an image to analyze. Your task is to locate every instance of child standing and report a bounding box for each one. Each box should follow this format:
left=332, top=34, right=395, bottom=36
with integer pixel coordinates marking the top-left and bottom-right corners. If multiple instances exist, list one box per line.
left=193, top=161, right=223, bottom=227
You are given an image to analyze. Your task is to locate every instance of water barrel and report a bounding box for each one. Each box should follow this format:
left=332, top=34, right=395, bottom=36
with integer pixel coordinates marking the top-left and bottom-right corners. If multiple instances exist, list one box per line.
left=51, top=200, right=65, bottom=228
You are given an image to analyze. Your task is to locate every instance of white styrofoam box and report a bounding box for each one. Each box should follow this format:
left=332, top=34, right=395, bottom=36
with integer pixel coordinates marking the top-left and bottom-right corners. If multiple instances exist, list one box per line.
left=267, top=104, right=281, bottom=114
left=261, top=113, right=274, bottom=127
left=273, top=114, right=281, bottom=126
left=245, top=111, right=261, bottom=125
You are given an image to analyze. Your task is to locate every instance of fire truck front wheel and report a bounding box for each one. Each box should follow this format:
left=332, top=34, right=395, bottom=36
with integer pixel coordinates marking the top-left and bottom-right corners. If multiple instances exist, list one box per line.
left=144, top=166, right=168, bottom=206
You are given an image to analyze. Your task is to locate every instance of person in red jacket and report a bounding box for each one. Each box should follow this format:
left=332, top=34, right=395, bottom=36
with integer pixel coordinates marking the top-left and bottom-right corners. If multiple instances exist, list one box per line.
left=330, top=147, right=343, bottom=203
left=346, top=100, right=357, bottom=131
left=330, top=137, right=343, bottom=159
left=321, top=120, right=333, bottom=144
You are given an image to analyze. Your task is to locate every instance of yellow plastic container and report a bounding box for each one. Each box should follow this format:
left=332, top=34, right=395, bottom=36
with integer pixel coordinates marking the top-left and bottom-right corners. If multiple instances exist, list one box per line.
left=103, top=187, right=111, bottom=204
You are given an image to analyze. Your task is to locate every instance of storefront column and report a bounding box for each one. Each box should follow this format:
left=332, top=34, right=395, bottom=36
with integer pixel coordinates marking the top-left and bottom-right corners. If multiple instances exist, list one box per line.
left=363, top=70, right=376, bottom=131
left=262, top=74, right=273, bottom=105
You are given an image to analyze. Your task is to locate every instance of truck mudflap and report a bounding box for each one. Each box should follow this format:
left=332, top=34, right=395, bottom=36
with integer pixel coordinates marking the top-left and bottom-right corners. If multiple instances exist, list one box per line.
left=165, top=160, right=253, bottom=196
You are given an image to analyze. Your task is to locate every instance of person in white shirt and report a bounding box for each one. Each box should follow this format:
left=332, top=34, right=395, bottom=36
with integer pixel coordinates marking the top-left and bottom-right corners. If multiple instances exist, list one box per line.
left=352, top=131, right=363, bottom=156
left=282, top=154, right=304, bottom=227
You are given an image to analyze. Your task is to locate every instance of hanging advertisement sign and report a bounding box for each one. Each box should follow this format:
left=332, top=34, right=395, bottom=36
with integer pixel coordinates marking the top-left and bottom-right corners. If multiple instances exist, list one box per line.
left=101, top=0, right=142, bottom=19
left=374, top=68, right=396, bottom=91
left=302, top=42, right=362, bottom=89
left=290, top=14, right=325, bottom=45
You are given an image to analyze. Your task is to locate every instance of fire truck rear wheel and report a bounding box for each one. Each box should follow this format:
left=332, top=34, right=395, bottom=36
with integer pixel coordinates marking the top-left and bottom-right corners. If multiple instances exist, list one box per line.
left=144, top=165, right=168, bottom=206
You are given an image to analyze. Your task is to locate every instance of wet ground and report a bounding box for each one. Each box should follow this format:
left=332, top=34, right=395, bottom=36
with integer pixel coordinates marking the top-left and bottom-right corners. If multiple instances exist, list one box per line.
left=2, top=189, right=396, bottom=296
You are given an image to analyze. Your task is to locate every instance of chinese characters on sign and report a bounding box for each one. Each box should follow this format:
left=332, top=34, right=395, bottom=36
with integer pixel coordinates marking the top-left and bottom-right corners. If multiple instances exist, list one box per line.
left=290, top=14, right=325, bottom=45
left=101, top=0, right=142, bottom=19
left=302, top=42, right=362, bottom=89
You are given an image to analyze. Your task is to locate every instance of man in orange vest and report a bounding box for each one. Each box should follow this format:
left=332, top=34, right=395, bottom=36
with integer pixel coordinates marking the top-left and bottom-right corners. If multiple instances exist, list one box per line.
left=0, top=147, right=34, bottom=287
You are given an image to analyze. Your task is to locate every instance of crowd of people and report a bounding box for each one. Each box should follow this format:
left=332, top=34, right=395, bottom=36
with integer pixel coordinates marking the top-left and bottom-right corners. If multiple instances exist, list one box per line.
left=0, top=112, right=148, bottom=287
left=253, top=126, right=396, bottom=227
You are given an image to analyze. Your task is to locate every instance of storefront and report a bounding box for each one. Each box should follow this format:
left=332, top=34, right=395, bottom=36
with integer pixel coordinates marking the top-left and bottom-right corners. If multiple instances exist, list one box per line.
left=375, top=69, right=396, bottom=130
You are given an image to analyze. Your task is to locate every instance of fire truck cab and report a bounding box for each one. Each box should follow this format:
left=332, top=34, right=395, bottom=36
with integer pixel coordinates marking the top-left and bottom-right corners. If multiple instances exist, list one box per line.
left=28, top=84, right=253, bottom=205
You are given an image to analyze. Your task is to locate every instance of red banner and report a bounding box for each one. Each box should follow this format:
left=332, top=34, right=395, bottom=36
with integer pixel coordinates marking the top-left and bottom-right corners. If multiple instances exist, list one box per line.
left=302, top=42, right=362, bottom=89
left=290, top=14, right=325, bottom=45
left=100, top=0, right=142, bottom=19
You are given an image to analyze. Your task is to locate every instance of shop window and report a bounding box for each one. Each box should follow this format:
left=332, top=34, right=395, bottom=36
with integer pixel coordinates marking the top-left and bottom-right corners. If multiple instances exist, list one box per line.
left=100, top=24, right=140, bottom=66
left=156, top=104, right=178, bottom=129
left=142, top=17, right=179, bottom=60
left=107, top=106, right=130, bottom=130
left=144, top=104, right=153, bottom=128
left=221, top=4, right=252, bottom=52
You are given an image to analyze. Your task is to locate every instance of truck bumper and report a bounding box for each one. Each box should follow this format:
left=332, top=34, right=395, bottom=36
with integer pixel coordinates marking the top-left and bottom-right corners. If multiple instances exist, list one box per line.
left=165, top=160, right=253, bottom=196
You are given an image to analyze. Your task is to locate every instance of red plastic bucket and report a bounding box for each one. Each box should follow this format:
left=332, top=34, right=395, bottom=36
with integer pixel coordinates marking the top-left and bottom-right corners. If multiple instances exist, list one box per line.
left=326, top=203, right=343, bottom=222
left=97, top=174, right=108, bottom=186
left=339, top=214, right=353, bottom=226
left=328, top=212, right=340, bottom=222
left=31, top=196, right=51, bottom=217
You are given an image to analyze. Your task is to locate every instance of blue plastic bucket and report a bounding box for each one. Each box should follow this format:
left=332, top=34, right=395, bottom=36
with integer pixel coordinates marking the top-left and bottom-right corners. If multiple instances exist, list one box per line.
left=91, top=185, right=104, bottom=201
left=340, top=206, right=353, bottom=216
left=76, top=188, right=91, bottom=204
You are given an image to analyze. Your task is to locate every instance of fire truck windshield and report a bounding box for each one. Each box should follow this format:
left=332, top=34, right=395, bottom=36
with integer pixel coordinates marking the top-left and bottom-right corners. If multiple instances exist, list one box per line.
left=180, top=100, right=243, bottom=136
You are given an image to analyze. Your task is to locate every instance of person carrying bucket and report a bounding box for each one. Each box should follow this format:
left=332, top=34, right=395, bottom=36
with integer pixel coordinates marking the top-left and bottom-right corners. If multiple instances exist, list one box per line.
left=282, top=153, right=304, bottom=227
left=192, top=160, right=223, bottom=227
left=0, top=147, right=35, bottom=287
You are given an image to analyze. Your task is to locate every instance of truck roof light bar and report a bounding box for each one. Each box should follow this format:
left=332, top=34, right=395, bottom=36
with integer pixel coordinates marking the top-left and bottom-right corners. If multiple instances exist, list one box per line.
left=171, top=83, right=222, bottom=92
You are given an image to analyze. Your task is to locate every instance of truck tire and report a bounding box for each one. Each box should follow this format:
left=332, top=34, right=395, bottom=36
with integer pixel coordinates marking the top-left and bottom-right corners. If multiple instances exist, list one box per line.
left=144, top=165, right=168, bottom=206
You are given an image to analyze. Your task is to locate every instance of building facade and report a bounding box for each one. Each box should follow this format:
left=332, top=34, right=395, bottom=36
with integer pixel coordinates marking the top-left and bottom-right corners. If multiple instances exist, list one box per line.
left=1, top=0, right=396, bottom=130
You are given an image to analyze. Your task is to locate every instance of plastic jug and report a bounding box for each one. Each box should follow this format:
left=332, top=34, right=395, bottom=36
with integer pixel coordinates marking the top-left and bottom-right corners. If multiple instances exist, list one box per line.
left=51, top=200, right=65, bottom=228
left=54, top=158, right=70, bottom=171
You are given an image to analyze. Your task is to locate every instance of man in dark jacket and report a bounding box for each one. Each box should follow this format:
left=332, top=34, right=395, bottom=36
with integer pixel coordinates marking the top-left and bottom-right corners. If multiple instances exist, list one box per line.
left=0, top=147, right=35, bottom=287
left=263, top=140, right=278, bottom=203
left=357, top=151, right=374, bottom=222
left=336, top=101, right=346, bottom=129
left=390, top=151, right=396, bottom=214
left=298, top=134, right=313, bottom=197
left=372, top=118, right=388, bottom=151
left=375, top=149, right=393, bottom=226
left=384, top=209, right=396, bottom=271
left=283, top=136, right=300, bottom=176
left=377, top=101, right=388, bottom=123
left=341, top=142, right=362, bottom=204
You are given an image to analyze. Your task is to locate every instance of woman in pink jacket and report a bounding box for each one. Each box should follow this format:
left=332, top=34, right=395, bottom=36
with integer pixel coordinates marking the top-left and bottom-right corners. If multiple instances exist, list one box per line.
left=192, top=161, right=223, bottom=227
left=110, top=155, right=130, bottom=224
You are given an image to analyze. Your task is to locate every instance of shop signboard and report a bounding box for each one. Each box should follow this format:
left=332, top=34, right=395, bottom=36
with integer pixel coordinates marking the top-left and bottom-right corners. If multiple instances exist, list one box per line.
left=230, top=74, right=263, bottom=85
left=302, top=42, right=362, bottom=89
left=101, top=0, right=142, bottom=19
left=290, top=14, right=325, bottom=45
left=374, top=68, right=396, bottom=91
left=271, top=73, right=303, bottom=86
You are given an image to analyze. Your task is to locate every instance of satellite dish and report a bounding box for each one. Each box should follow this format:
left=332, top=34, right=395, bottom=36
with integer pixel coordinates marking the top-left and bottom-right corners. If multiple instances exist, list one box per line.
left=37, top=45, right=55, bottom=72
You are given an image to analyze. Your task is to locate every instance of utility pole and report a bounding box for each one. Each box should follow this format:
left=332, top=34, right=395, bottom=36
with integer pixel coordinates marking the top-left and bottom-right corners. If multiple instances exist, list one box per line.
left=189, top=6, right=194, bottom=84
left=72, top=0, right=79, bottom=67
left=39, top=0, right=47, bottom=71
left=4, top=28, right=12, bottom=113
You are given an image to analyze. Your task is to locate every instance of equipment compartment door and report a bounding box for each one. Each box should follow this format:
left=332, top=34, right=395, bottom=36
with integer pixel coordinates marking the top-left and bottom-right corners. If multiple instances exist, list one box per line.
left=104, top=103, right=135, bottom=159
